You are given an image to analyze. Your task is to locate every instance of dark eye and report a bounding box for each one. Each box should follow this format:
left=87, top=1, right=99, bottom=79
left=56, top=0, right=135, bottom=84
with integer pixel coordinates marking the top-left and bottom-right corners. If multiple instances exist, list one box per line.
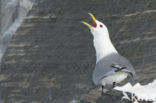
left=100, top=24, right=103, bottom=28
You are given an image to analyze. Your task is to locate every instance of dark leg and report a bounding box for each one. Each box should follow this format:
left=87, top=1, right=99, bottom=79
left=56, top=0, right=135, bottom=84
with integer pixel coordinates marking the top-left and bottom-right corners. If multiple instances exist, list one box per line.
left=113, top=82, right=116, bottom=88
left=101, top=85, right=104, bottom=96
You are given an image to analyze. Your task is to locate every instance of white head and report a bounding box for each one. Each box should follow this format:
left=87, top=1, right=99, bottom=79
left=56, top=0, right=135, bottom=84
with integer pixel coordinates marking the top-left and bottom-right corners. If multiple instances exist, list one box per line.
left=82, top=13, right=118, bottom=62
left=82, top=13, right=109, bottom=39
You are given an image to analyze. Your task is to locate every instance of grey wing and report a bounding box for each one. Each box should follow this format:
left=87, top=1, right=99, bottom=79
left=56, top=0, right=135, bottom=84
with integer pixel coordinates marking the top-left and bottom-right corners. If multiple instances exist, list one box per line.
left=92, top=53, right=136, bottom=85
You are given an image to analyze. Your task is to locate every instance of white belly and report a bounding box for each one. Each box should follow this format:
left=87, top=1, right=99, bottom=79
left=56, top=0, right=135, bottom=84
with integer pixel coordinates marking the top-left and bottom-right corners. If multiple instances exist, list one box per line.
left=101, top=72, right=128, bottom=86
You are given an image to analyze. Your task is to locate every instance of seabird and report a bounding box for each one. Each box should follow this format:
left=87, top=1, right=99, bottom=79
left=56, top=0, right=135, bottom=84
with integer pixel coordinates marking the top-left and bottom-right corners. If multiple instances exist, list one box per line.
left=82, top=13, right=136, bottom=95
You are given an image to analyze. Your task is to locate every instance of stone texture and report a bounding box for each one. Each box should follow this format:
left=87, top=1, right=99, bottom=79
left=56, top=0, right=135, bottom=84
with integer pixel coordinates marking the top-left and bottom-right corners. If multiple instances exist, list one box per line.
left=0, top=0, right=156, bottom=103
left=0, top=0, right=17, bottom=35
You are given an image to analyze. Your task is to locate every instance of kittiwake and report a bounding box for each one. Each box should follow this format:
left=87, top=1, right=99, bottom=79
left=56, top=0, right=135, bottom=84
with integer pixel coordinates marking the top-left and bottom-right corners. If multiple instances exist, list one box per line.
left=82, top=13, right=136, bottom=95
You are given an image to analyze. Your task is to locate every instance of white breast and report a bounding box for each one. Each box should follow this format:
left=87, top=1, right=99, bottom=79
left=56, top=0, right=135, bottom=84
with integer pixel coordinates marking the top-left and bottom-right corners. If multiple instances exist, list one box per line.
left=101, top=72, right=128, bottom=86
left=93, top=35, right=118, bottom=63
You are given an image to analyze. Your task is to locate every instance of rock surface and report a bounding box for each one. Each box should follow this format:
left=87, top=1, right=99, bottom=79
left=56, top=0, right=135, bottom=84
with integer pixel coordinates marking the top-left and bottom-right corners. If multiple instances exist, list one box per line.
left=0, top=0, right=156, bottom=103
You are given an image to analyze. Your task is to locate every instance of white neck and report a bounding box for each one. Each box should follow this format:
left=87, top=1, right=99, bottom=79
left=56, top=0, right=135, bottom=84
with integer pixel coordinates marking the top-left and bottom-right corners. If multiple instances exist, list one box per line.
left=93, top=33, right=118, bottom=63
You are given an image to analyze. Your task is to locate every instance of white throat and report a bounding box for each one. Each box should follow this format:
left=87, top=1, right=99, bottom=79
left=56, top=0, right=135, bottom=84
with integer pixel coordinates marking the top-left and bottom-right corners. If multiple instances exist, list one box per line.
left=93, top=31, right=118, bottom=63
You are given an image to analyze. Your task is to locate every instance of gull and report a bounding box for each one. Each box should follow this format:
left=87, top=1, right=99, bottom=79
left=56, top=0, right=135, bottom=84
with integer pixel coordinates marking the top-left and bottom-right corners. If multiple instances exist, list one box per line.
left=82, top=13, right=136, bottom=95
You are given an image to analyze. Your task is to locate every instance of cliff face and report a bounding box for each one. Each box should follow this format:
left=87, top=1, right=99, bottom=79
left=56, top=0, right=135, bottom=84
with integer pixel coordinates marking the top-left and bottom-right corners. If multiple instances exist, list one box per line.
left=0, top=0, right=33, bottom=35
left=0, top=0, right=156, bottom=103
left=0, top=0, right=33, bottom=64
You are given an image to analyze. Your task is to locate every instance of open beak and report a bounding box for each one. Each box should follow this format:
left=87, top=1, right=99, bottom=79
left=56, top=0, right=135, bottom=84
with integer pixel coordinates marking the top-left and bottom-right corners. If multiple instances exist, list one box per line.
left=82, top=13, right=97, bottom=28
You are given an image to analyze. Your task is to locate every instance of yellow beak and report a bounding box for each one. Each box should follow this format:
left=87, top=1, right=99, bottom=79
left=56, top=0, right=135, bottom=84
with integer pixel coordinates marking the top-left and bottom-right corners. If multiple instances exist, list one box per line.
left=82, top=13, right=97, bottom=28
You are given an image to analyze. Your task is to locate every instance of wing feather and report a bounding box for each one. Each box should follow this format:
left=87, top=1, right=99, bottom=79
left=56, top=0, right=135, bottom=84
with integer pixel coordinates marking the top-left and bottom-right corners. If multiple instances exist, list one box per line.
left=92, top=53, right=135, bottom=85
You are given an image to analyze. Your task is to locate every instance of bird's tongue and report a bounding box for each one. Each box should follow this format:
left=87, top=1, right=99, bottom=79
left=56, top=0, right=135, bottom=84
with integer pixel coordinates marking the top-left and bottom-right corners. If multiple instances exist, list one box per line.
left=93, top=21, right=97, bottom=28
